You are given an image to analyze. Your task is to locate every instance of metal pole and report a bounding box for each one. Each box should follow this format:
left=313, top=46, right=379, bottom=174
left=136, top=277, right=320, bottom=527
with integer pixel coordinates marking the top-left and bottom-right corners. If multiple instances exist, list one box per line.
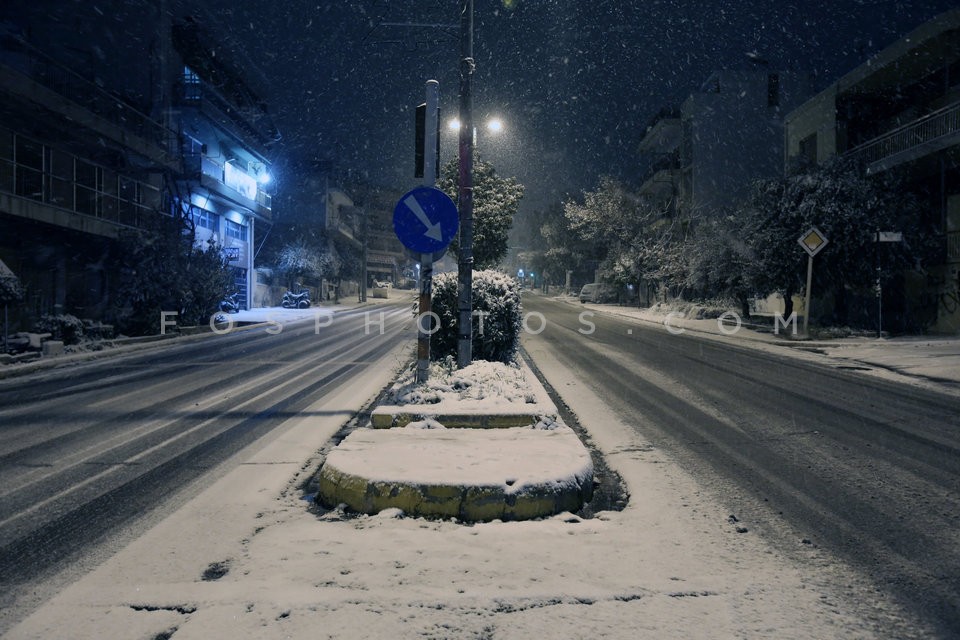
left=456, top=0, right=474, bottom=368
left=360, top=214, right=367, bottom=303
left=803, top=255, right=814, bottom=336
left=416, top=79, right=440, bottom=384
left=877, top=266, right=883, bottom=339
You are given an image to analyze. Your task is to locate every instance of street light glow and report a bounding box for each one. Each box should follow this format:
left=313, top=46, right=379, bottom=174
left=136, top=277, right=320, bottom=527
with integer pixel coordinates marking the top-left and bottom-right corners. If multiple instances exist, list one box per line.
left=448, top=118, right=461, bottom=131
left=487, top=118, right=503, bottom=133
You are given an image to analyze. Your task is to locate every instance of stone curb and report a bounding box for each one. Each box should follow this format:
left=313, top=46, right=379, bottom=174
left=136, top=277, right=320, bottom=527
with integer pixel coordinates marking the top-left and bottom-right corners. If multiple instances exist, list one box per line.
left=370, top=408, right=547, bottom=429
left=317, top=426, right=594, bottom=521
left=368, top=358, right=559, bottom=429
left=318, top=356, right=592, bottom=521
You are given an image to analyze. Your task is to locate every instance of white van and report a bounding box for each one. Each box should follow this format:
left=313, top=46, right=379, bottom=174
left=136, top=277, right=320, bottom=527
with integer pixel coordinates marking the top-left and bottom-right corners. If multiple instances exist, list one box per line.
left=579, top=283, right=617, bottom=303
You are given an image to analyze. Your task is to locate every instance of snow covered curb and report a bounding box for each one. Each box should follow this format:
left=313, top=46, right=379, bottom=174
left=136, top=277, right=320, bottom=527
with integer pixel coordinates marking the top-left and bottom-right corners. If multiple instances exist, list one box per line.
left=319, top=358, right=594, bottom=520
left=370, top=358, right=558, bottom=428
left=318, top=426, right=594, bottom=521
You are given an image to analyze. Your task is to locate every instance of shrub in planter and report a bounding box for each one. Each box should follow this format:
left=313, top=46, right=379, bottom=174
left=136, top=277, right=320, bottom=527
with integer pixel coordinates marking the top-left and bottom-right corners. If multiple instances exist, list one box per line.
left=429, top=269, right=522, bottom=364
left=36, top=314, right=85, bottom=345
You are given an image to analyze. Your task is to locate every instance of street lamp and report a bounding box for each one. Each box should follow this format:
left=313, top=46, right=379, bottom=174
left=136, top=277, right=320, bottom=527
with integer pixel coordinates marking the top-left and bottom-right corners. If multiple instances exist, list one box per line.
left=445, top=117, right=504, bottom=146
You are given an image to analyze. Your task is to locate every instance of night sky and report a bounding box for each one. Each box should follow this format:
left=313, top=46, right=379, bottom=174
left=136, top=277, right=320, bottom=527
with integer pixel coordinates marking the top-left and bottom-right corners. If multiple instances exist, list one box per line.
left=205, top=0, right=958, bottom=212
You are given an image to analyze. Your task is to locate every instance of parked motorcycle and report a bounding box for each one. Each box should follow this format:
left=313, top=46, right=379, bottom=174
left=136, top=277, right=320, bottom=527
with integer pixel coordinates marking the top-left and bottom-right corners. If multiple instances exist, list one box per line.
left=219, top=292, right=241, bottom=313
left=282, top=287, right=311, bottom=309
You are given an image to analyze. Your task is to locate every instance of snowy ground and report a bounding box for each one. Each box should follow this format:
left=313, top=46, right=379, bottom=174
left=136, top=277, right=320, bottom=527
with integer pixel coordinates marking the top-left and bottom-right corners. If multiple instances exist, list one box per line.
left=5, top=305, right=933, bottom=639
left=575, top=297, right=960, bottom=394
left=6, top=298, right=960, bottom=640
left=372, top=359, right=557, bottom=427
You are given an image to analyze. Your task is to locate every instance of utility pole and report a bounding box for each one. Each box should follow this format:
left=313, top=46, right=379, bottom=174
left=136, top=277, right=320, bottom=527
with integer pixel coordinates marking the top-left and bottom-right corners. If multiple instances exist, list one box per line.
left=456, top=0, right=475, bottom=368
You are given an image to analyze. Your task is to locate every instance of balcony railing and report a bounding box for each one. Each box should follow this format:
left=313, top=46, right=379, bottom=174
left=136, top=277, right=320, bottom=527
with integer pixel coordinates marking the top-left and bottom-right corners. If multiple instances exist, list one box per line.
left=182, top=151, right=272, bottom=213
left=844, top=100, right=960, bottom=169
left=0, top=131, right=161, bottom=230
left=0, top=40, right=178, bottom=159
left=949, top=231, right=960, bottom=262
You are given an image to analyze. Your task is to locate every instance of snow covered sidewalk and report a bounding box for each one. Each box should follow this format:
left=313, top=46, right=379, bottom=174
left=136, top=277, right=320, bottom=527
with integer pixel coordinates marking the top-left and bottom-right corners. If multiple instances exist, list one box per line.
left=572, top=296, right=960, bottom=392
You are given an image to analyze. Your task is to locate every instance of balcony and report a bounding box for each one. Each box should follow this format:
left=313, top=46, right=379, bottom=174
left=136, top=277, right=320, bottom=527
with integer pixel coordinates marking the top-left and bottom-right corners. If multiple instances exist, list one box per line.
left=182, top=151, right=272, bottom=222
left=844, top=100, right=960, bottom=174
left=0, top=42, right=178, bottom=170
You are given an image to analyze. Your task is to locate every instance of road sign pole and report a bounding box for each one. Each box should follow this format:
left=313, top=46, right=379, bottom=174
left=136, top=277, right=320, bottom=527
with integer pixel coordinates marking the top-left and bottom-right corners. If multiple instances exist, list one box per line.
left=416, top=80, right=440, bottom=383
left=797, top=227, right=828, bottom=338
left=803, top=254, right=814, bottom=336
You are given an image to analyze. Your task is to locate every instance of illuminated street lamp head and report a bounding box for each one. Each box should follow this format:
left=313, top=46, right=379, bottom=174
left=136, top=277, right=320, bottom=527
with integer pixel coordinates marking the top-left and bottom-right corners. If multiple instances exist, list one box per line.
left=486, top=118, right=504, bottom=133
left=448, top=118, right=461, bottom=132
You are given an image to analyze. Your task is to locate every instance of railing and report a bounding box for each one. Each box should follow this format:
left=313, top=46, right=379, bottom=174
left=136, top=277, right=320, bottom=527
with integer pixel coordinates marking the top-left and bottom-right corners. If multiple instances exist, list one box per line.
left=0, top=130, right=160, bottom=229
left=844, top=100, right=960, bottom=167
left=182, top=151, right=271, bottom=212
left=0, top=40, right=178, bottom=157
left=949, top=231, right=960, bottom=262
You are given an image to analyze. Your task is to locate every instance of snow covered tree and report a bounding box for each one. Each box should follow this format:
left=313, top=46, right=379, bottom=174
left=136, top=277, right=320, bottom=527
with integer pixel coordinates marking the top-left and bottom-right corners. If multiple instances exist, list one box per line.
left=275, top=237, right=340, bottom=289
left=114, top=209, right=232, bottom=334
left=735, top=157, right=939, bottom=325
left=562, top=176, right=684, bottom=299
left=0, top=273, right=23, bottom=306
left=439, top=156, right=524, bottom=269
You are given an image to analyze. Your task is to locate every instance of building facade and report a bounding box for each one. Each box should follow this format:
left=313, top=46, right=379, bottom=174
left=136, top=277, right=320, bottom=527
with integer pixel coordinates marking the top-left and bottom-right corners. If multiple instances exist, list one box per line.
left=0, top=1, right=276, bottom=332
left=678, top=69, right=810, bottom=217
left=785, top=8, right=960, bottom=333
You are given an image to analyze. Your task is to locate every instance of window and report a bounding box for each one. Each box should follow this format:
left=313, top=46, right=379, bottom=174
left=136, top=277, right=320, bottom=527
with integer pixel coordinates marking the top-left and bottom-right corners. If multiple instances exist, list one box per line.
left=767, top=73, right=780, bottom=107
left=191, top=206, right=218, bottom=231
left=15, top=136, right=43, bottom=200
left=183, top=66, right=201, bottom=101
left=225, top=219, right=248, bottom=241
left=798, top=132, right=818, bottom=165
left=75, top=159, right=102, bottom=216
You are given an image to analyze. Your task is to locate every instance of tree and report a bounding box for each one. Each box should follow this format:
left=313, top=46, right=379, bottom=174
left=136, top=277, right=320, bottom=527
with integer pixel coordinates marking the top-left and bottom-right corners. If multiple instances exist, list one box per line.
left=735, top=157, right=939, bottom=325
left=561, top=176, right=684, bottom=300
left=684, top=216, right=753, bottom=316
left=439, top=156, right=524, bottom=269
left=275, top=236, right=340, bottom=289
left=114, top=210, right=232, bottom=334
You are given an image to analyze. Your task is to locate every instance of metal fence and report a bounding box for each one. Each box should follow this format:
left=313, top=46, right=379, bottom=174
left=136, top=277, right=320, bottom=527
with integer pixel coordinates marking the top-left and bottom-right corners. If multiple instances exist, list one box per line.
left=845, top=101, right=960, bottom=167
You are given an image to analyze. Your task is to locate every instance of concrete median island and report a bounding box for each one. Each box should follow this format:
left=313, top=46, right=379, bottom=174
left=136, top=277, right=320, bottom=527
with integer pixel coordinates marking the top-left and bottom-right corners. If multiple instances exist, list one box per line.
left=317, top=359, right=595, bottom=521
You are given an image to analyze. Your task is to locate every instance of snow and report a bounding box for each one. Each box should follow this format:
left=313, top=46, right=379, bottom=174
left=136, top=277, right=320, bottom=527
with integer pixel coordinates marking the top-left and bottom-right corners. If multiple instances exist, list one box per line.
left=325, top=425, right=590, bottom=491
left=575, top=297, right=960, bottom=394
left=4, top=300, right=941, bottom=639
left=375, top=358, right=556, bottom=420
left=222, top=305, right=334, bottom=325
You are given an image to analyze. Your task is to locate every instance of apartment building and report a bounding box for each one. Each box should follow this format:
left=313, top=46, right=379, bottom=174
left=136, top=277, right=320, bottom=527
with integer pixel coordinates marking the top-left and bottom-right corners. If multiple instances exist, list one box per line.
left=785, top=8, right=960, bottom=333
left=0, top=1, right=276, bottom=330
left=638, top=68, right=811, bottom=220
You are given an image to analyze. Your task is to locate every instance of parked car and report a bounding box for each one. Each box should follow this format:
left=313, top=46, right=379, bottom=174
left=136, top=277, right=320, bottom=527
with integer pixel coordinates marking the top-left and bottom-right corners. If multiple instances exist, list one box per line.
left=579, top=283, right=618, bottom=304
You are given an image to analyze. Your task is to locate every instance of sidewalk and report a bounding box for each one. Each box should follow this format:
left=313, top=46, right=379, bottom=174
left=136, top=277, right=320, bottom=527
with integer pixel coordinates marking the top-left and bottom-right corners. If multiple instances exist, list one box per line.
left=572, top=296, right=960, bottom=392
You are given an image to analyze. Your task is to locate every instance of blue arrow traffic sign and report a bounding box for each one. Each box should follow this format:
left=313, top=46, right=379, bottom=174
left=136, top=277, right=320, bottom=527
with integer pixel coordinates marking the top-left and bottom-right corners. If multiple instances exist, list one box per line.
left=393, top=186, right=459, bottom=254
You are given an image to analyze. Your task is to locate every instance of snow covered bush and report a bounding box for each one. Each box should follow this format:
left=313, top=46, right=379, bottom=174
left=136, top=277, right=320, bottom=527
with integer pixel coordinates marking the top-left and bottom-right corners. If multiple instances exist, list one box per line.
left=36, top=313, right=85, bottom=345
left=0, top=274, right=24, bottom=305
left=429, top=269, right=522, bottom=364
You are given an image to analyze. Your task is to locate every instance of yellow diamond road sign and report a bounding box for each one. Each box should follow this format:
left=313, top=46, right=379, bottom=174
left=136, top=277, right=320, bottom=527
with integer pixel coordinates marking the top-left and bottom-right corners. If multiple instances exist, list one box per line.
left=798, top=227, right=828, bottom=257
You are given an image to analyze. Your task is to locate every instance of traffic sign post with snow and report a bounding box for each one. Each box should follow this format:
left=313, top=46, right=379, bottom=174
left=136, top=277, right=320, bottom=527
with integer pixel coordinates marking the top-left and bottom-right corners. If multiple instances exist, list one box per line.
left=393, top=186, right=458, bottom=254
